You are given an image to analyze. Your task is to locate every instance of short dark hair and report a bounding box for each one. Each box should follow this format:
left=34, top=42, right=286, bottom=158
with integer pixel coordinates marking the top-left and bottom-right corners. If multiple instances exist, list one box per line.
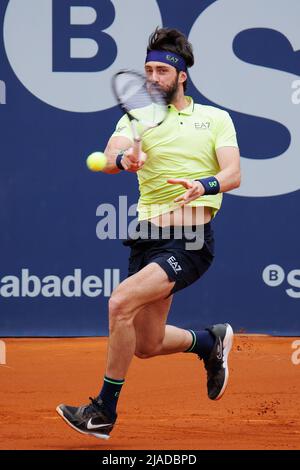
left=147, top=27, right=194, bottom=91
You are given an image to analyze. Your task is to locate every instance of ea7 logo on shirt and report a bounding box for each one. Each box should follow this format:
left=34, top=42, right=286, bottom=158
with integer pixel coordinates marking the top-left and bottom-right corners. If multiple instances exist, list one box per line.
left=167, top=256, right=182, bottom=274
left=195, top=122, right=210, bottom=129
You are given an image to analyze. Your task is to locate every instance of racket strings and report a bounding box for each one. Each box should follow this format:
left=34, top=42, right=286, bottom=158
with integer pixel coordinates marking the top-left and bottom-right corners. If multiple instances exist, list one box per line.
left=114, top=73, right=167, bottom=126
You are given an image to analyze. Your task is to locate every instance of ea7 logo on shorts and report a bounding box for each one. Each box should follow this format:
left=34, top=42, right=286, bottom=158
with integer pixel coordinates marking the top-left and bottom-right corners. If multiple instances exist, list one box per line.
left=167, top=256, right=182, bottom=274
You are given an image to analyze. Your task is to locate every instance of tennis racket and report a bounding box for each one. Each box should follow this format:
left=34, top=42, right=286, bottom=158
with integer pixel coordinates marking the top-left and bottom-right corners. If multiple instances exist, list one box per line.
left=111, top=70, right=168, bottom=162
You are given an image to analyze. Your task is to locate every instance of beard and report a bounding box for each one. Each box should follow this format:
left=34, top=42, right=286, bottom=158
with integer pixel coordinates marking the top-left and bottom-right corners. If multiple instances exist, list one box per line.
left=163, top=74, right=180, bottom=104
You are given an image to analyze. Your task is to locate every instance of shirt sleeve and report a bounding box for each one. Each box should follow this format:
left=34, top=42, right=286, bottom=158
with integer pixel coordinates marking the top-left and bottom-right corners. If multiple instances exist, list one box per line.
left=214, top=111, right=238, bottom=149
left=110, top=114, right=133, bottom=141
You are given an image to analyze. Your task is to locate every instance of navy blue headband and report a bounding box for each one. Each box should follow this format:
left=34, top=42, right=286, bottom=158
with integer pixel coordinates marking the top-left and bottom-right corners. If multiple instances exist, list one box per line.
left=145, top=50, right=187, bottom=72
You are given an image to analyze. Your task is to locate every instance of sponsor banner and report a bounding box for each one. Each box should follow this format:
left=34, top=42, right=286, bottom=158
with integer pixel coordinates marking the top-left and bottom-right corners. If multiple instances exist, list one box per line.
left=0, top=268, right=120, bottom=298
left=1, top=0, right=299, bottom=335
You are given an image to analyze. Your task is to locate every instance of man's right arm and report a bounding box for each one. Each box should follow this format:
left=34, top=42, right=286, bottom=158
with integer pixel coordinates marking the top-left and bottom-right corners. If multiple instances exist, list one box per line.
left=103, top=135, right=147, bottom=174
left=102, top=135, right=133, bottom=174
left=102, top=114, right=147, bottom=173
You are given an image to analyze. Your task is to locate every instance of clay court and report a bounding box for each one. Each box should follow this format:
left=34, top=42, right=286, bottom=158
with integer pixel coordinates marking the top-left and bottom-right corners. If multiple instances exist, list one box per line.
left=1, top=335, right=299, bottom=450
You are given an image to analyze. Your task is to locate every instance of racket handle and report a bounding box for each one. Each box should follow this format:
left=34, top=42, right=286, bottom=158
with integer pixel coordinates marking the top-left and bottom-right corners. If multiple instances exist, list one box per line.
left=133, top=138, right=142, bottom=161
left=130, top=120, right=142, bottom=161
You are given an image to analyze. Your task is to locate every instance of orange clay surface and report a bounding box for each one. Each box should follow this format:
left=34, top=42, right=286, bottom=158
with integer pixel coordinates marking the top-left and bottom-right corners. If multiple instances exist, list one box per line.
left=0, top=336, right=299, bottom=450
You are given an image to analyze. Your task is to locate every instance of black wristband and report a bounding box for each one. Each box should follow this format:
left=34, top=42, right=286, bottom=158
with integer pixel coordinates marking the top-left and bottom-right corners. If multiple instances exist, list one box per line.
left=116, top=152, right=125, bottom=170
left=196, top=176, right=220, bottom=195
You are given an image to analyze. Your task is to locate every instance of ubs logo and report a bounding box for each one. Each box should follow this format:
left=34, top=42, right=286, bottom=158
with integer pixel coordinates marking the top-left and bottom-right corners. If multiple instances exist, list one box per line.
left=189, top=0, right=300, bottom=197
left=3, top=0, right=161, bottom=112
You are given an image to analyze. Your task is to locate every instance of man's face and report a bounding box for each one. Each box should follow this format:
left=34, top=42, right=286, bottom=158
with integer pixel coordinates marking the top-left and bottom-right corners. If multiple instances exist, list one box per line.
left=145, top=62, right=180, bottom=103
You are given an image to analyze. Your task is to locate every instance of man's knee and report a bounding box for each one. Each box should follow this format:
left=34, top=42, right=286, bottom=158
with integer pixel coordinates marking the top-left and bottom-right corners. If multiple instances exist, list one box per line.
left=135, top=349, right=153, bottom=359
left=134, top=343, right=162, bottom=359
left=108, top=290, right=136, bottom=326
left=109, top=292, right=125, bottom=314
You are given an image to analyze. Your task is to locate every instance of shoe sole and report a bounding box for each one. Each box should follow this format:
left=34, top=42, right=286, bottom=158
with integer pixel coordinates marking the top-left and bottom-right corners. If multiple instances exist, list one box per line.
left=56, top=405, right=111, bottom=440
left=213, top=323, right=234, bottom=400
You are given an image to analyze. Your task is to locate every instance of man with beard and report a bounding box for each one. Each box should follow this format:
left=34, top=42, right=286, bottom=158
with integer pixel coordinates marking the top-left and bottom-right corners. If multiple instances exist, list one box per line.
left=57, top=28, right=241, bottom=440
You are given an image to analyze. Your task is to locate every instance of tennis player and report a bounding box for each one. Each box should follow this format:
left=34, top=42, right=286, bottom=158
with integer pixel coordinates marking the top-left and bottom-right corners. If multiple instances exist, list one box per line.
left=57, top=27, right=241, bottom=439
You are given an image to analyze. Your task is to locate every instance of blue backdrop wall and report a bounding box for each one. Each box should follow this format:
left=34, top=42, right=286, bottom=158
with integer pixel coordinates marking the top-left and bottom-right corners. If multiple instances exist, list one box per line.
left=0, top=0, right=299, bottom=336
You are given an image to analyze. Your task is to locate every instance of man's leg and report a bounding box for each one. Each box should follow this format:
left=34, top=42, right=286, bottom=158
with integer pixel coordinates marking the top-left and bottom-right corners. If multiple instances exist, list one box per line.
left=105, top=262, right=176, bottom=380
left=56, top=262, right=176, bottom=439
left=133, top=288, right=233, bottom=402
left=134, top=298, right=193, bottom=359
left=56, top=263, right=233, bottom=438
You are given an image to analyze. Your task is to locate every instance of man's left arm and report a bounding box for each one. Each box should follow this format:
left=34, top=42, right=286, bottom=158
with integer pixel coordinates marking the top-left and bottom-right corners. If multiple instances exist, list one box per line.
left=167, top=147, right=241, bottom=205
left=213, top=111, right=241, bottom=192
left=168, top=109, right=241, bottom=204
left=214, top=145, right=241, bottom=192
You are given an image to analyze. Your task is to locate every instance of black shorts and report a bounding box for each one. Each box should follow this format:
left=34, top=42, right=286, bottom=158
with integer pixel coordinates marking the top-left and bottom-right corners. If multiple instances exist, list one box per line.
left=123, top=222, right=215, bottom=295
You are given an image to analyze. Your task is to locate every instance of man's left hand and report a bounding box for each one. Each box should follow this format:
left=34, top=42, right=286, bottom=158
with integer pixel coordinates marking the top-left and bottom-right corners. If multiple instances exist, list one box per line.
left=167, top=178, right=205, bottom=205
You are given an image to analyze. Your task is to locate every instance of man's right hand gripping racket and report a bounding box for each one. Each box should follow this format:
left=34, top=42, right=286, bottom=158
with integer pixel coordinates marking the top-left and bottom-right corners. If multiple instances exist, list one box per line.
left=111, top=70, right=168, bottom=163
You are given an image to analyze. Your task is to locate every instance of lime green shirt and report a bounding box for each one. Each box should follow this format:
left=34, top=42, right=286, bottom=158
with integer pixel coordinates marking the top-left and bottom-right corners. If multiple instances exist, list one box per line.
left=111, top=97, right=238, bottom=221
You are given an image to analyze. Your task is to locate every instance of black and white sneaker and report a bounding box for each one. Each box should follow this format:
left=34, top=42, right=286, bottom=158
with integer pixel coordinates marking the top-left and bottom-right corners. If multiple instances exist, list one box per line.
left=56, top=397, right=116, bottom=440
left=203, top=323, right=234, bottom=400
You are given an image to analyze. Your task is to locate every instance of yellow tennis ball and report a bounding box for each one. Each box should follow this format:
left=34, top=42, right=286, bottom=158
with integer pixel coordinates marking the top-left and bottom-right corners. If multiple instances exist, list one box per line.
left=86, top=152, right=107, bottom=172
